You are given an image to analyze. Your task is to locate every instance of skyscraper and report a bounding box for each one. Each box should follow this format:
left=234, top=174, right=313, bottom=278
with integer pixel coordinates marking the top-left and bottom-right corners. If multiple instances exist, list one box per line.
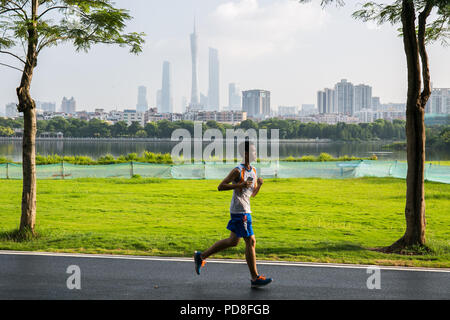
left=190, top=21, right=199, bottom=105
left=208, top=47, right=220, bottom=111
left=136, top=86, right=148, bottom=113
left=354, top=84, right=372, bottom=113
left=426, top=88, right=450, bottom=114
left=317, top=88, right=335, bottom=114
left=61, top=97, right=76, bottom=114
left=317, top=90, right=326, bottom=114
left=242, top=90, right=271, bottom=119
left=325, top=88, right=336, bottom=113
left=334, top=79, right=354, bottom=115
left=228, top=83, right=241, bottom=110
left=161, top=61, right=173, bottom=113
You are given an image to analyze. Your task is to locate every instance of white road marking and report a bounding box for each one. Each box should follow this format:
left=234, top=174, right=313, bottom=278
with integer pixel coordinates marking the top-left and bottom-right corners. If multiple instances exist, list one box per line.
left=0, top=250, right=449, bottom=273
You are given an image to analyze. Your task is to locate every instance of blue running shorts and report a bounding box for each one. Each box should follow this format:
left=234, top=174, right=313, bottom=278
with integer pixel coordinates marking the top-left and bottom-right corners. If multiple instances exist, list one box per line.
left=226, top=213, right=254, bottom=238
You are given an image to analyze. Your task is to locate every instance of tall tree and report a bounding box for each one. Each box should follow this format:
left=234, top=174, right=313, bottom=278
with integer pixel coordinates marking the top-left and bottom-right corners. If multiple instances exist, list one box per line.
left=0, top=0, right=145, bottom=234
left=299, top=0, right=449, bottom=251
left=353, top=0, right=449, bottom=251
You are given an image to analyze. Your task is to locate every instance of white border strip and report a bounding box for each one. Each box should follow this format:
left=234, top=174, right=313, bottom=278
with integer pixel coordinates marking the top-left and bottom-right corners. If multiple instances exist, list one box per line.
left=1, top=250, right=449, bottom=273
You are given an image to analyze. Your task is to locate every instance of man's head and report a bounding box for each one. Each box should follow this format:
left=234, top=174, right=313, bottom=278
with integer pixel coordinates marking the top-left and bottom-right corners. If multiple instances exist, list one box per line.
left=238, top=140, right=257, bottom=163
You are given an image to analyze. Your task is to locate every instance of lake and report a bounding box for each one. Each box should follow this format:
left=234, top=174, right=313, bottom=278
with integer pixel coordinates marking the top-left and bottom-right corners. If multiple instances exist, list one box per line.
left=1, top=139, right=448, bottom=162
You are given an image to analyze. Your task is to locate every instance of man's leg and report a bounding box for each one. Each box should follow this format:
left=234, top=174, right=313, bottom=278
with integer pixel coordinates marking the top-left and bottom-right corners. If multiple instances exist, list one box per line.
left=201, top=232, right=240, bottom=260
left=244, top=235, right=258, bottom=280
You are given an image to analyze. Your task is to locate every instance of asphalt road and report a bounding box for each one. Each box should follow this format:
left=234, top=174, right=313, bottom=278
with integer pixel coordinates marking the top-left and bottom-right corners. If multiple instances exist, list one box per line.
left=0, top=251, right=449, bottom=300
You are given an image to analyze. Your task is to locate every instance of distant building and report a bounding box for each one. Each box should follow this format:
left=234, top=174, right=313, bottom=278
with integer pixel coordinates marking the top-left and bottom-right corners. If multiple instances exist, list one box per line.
left=317, top=91, right=326, bottom=114
left=183, top=110, right=246, bottom=124
left=334, top=79, right=354, bottom=115
left=242, top=90, right=270, bottom=119
left=354, top=84, right=372, bottom=113
left=228, top=83, right=241, bottom=110
left=208, top=48, right=220, bottom=111
left=317, top=88, right=336, bottom=114
left=136, top=86, right=148, bottom=113
left=300, top=104, right=317, bottom=116
left=372, top=97, right=381, bottom=111
left=5, top=103, right=17, bottom=118
left=36, top=101, right=56, bottom=112
left=161, top=61, right=173, bottom=113
left=61, top=97, right=76, bottom=114
left=325, top=88, right=336, bottom=113
left=190, top=21, right=199, bottom=105
left=121, top=109, right=145, bottom=126
left=426, top=88, right=450, bottom=114
left=278, top=106, right=298, bottom=117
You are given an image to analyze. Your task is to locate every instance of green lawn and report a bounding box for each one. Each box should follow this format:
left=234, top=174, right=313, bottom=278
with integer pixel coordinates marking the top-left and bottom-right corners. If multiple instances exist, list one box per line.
left=0, top=177, right=449, bottom=267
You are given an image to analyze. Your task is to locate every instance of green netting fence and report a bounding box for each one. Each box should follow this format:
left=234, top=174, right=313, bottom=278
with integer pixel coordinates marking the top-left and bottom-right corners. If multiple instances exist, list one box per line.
left=0, top=161, right=448, bottom=183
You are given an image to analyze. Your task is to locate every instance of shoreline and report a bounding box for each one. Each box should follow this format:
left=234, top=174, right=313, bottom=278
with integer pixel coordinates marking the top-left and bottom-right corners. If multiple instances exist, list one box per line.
left=0, top=137, right=400, bottom=143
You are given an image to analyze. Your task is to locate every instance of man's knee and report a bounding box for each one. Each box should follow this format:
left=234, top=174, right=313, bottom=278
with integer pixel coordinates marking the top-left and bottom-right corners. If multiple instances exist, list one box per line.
left=245, top=236, right=256, bottom=248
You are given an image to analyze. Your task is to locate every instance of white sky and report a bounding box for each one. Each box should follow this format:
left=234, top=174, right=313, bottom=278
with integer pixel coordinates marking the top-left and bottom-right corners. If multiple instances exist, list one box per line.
left=0, top=0, right=449, bottom=114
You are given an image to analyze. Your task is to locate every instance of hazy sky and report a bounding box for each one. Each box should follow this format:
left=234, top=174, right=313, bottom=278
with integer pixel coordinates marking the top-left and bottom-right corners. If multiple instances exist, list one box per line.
left=0, top=0, right=449, bottom=114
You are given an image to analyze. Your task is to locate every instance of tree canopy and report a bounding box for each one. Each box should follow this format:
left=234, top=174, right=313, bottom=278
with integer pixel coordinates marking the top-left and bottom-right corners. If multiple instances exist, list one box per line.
left=0, top=0, right=145, bottom=73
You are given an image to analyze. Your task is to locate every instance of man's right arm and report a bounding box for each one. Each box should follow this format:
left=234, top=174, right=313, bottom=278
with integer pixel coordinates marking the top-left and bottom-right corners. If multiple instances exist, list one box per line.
left=218, top=168, right=250, bottom=191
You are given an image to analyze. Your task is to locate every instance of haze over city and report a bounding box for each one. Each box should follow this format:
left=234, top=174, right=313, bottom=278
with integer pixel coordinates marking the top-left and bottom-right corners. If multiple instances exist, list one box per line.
left=0, top=0, right=449, bottom=114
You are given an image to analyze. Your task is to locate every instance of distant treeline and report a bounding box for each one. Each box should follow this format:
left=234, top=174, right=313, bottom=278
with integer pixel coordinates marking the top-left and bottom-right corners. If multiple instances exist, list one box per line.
left=0, top=117, right=410, bottom=141
left=383, top=125, right=449, bottom=150
left=0, top=117, right=448, bottom=144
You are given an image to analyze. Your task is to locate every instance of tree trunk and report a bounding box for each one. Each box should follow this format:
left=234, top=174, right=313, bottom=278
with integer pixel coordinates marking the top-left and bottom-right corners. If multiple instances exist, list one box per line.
left=385, top=0, right=427, bottom=252
left=17, top=0, right=39, bottom=234
left=19, top=107, right=37, bottom=233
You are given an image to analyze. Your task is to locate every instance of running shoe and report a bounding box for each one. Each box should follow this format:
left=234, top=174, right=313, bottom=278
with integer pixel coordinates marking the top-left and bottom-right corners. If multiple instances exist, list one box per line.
left=194, top=251, right=206, bottom=275
left=251, top=274, right=273, bottom=287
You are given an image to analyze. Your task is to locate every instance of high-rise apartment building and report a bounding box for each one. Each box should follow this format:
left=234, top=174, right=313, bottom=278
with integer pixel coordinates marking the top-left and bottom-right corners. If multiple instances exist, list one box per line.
left=242, top=90, right=270, bottom=119
left=61, top=97, right=76, bottom=114
left=317, top=91, right=326, bottom=114
left=334, top=79, right=354, bottom=115
left=354, top=84, right=372, bottom=113
left=426, top=88, right=450, bottom=114
left=317, top=88, right=335, bottom=114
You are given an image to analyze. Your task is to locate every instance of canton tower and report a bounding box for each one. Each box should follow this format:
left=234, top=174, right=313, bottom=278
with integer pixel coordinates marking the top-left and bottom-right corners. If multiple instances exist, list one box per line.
left=190, top=20, right=199, bottom=105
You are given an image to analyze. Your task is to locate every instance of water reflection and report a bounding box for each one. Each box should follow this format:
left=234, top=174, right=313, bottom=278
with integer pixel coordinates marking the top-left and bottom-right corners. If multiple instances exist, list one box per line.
left=0, top=140, right=448, bottom=162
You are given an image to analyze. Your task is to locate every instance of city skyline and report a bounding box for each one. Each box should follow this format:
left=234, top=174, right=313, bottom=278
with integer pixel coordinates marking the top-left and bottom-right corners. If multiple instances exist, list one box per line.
left=0, top=0, right=449, bottom=114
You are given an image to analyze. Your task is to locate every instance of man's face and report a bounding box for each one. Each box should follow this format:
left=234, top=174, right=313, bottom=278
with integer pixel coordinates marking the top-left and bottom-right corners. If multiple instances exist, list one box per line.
left=246, top=145, right=257, bottom=163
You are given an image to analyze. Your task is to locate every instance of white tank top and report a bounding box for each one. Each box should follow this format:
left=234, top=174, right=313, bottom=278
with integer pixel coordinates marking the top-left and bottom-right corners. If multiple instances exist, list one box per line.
left=230, top=164, right=258, bottom=214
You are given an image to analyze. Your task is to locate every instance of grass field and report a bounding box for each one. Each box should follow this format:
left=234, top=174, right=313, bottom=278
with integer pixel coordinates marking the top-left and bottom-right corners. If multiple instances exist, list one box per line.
left=0, top=177, right=449, bottom=267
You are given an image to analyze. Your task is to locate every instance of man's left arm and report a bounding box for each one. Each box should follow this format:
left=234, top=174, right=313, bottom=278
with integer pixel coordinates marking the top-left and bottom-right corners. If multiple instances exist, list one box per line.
left=251, top=177, right=263, bottom=197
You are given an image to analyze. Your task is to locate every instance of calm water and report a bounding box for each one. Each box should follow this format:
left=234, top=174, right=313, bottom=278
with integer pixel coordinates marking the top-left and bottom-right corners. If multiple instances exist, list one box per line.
left=1, top=139, right=449, bottom=162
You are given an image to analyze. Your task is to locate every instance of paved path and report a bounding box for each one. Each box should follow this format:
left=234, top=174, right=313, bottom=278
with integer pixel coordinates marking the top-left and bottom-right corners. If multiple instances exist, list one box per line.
left=0, top=251, right=448, bottom=299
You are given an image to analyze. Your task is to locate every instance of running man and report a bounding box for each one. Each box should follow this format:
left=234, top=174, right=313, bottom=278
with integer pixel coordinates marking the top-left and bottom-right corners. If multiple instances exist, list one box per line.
left=194, top=140, right=273, bottom=287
